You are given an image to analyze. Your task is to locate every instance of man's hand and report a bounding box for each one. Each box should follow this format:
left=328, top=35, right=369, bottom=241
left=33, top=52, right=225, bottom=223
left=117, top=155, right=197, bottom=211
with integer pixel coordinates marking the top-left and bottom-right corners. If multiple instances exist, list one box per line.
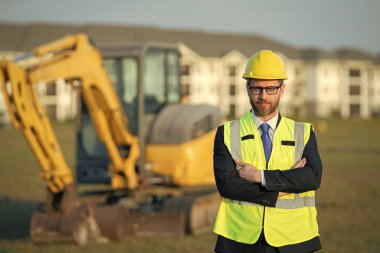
left=236, top=160, right=261, bottom=183
left=293, top=158, right=306, bottom=168
left=279, top=158, right=307, bottom=197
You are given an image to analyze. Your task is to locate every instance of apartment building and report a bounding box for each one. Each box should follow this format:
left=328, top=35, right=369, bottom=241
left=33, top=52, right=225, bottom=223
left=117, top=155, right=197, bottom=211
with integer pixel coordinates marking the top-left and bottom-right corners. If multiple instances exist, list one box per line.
left=373, top=57, right=380, bottom=116
left=301, top=49, right=379, bottom=119
left=0, top=23, right=379, bottom=124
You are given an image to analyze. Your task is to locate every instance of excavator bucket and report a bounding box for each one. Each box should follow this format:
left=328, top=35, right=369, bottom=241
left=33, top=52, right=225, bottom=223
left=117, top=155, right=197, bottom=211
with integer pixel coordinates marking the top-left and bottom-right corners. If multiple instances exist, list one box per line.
left=30, top=203, right=108, bottom=245
left=30, top=203, right=186, bottom=245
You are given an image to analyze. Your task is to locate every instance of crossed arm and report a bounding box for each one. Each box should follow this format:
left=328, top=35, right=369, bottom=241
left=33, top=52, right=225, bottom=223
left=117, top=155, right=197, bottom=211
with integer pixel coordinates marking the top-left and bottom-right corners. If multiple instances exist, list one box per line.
left=213, top=125, right=323, bottom=207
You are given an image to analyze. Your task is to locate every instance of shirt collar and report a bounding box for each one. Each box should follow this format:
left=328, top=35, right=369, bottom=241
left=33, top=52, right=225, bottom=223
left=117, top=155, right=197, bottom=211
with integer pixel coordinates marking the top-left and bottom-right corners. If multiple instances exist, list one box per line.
left=251, top=110, right=279, bottom=131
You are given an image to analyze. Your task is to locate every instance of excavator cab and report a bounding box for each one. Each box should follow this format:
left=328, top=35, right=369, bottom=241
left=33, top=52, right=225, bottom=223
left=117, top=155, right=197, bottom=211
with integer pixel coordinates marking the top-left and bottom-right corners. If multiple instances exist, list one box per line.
left=76, top=43, right=222, bottom=188
left=77, top=43, right=181, bottom=185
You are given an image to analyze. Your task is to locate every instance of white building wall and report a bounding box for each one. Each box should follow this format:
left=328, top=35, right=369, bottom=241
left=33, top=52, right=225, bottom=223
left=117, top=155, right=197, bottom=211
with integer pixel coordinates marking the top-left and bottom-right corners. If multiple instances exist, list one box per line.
left=0, top=51, right=18, bottom=125
left=221, top=50, right=248, bottom=118
left=0, top=88, right=11, bottom=125
left=279, top=55, right=303, bottom=117
left=292, top=60, right=309, bottom=118
left=55, top=79, right=78, bottom=122
left=339, top=64, right=350, bottom=119
left=361, top=67, right=371, bottom=119
left=34, top=80, right=78, bottom=122
left=314, top=60, right=341, bottom=117
left=193, top=58, right=220, bottom=106
left=372, top=65, right=380, bottom=116
left=340, top=60, right=372, bottom=119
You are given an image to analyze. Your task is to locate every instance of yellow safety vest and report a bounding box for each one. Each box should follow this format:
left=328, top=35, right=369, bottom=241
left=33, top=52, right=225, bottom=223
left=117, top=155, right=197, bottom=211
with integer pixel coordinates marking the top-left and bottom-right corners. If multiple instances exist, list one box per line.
left=213, top=112, right=319, bottom=247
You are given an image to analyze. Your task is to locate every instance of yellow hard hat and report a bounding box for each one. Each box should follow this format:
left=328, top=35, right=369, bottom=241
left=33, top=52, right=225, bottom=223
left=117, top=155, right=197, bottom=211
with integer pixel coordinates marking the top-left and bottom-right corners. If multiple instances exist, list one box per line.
left=242, top=50, right=287, bottom=80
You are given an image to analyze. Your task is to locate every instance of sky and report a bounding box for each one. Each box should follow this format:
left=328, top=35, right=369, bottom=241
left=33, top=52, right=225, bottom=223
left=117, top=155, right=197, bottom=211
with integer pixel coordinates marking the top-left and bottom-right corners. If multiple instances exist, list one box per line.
left=1, top=0, right=379, bottom=55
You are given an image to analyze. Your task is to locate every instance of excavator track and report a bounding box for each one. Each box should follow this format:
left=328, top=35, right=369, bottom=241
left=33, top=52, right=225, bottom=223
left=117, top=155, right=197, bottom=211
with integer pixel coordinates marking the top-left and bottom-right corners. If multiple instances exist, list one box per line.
left=163, top=190, right=220, bottom=235
left=30, top=188, right=220, bottom=245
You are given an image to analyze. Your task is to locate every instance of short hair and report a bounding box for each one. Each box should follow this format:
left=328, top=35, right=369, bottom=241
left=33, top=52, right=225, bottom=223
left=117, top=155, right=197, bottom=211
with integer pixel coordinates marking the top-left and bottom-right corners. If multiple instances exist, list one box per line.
left=246, top=79, right=284, bottom=86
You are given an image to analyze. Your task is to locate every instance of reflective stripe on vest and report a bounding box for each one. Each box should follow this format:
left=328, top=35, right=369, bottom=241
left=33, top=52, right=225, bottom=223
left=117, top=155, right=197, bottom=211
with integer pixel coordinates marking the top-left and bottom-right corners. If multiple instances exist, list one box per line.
left=227, top=198, right=261, bottom=206
left=230, top=120, right=242, bottom=171
left=294, top=121, right=304, bottom=161
left=228, top=194, right=315, bottom=209
left=228, top=118, right=315, bottom=210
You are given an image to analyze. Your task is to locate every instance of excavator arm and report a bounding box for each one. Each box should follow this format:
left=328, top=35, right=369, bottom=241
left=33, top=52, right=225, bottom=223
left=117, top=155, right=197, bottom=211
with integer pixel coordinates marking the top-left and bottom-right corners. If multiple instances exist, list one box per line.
left=0, top=34, right=140, bottom=198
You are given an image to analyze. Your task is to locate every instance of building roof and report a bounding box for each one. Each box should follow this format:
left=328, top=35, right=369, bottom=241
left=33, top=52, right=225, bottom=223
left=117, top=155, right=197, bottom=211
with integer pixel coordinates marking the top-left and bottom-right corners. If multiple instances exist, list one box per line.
left=375, top=54, right=380, bottom=65
left=301, top=47, right=375, bottom=61
left=0, top=23, right=377, bottom=62
left=300, top=48, right=337, bottom=60
left=0, top=22, right=301, bottom=58
left=335, top=48, right=374, bottom=60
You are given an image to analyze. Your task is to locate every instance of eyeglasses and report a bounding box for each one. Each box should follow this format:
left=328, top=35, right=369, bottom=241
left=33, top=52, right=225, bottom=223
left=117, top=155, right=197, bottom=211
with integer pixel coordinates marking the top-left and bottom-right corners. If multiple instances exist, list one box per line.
left=249, top=84, right=283, bottom=95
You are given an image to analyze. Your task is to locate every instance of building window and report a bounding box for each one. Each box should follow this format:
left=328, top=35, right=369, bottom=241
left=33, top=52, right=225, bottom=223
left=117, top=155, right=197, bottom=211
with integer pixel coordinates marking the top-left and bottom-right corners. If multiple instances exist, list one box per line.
left=294, top=107, right=300, bottom=117
left=349, top=85, right=361, bottom=95
left=349, top=69, right=360, bottom=77
left=181, top=84, right=190, bottom=96
left=295, top=67, right=300, bottom=76
left=181, top=65, right=190, bottom=76
left=229, top=84, right=236, bottom=96
left=229, top=66, right=236, bottom=77
left=46, top=83, right=56, bottom=96
left=350, top=104, right=361, bottom=116
left=229, top=104, right=236, bottom=118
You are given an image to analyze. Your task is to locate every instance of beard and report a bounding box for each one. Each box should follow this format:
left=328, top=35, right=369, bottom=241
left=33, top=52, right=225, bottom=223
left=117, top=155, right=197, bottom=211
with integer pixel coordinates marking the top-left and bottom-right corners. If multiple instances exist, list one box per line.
left=251, top=98, right=279, bottom=117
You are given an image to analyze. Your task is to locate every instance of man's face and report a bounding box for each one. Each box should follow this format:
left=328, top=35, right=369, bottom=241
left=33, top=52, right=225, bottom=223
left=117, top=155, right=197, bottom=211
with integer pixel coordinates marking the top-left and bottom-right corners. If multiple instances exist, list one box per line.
left=246, top=79, right=285, bottom=118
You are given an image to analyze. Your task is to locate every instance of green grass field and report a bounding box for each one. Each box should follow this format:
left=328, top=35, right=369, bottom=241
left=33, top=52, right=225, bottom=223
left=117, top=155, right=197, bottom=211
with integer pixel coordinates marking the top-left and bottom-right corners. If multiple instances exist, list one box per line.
left=0, top=118, right=379, bottom=253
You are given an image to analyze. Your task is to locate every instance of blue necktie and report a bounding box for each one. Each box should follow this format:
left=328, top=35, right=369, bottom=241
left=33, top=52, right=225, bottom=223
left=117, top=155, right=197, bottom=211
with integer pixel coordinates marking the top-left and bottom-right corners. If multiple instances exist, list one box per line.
left=260, top=123, right=272, bottom=163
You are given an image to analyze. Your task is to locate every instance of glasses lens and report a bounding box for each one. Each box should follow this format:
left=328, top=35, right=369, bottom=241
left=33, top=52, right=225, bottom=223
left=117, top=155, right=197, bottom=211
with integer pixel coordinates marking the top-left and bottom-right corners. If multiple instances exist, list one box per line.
left=250, top=87, right=262, bottom=94
left=266, top=87, right=276, bottom=95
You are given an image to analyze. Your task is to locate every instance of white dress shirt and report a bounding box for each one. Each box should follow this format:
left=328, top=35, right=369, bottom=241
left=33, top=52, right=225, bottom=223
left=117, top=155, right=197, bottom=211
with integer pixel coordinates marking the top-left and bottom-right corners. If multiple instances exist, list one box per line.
left=251, top=111, right=279, bottom=187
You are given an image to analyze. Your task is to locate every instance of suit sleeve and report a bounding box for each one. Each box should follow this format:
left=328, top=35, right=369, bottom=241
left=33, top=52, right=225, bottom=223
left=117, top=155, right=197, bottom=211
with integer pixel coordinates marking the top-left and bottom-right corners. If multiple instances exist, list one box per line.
left=214, top=125, right=279, bottom=207
left=264, top=129, right=323, bottom=192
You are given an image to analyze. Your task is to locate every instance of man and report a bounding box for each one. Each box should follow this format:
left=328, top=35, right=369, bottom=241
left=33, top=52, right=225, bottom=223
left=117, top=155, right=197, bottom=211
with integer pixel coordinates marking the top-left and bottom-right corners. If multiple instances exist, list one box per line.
left=213, top=50, right=322, bottom=253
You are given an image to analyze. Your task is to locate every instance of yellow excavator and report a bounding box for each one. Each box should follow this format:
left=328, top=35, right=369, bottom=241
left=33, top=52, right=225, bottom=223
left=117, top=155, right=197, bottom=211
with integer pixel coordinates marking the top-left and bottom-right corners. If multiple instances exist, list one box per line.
left=0, top=34, right=222, bottom=245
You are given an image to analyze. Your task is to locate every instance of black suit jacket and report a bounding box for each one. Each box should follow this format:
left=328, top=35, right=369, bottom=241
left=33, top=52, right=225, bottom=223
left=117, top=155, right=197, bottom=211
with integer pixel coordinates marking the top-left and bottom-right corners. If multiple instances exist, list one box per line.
left=213, top=115, right=323, bottom=253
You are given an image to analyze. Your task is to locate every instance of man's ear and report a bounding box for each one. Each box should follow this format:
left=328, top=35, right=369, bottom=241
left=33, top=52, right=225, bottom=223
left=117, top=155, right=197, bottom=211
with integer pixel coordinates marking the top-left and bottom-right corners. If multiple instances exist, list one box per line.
left=246, top=80, right=251, bottom=95
left=280, top=83, right=286, bottom=97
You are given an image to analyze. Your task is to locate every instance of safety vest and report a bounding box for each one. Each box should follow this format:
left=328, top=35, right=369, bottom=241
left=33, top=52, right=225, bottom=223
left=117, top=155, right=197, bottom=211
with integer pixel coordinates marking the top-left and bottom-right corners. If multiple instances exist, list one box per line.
left=213, top=112, right=319, bottom=247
